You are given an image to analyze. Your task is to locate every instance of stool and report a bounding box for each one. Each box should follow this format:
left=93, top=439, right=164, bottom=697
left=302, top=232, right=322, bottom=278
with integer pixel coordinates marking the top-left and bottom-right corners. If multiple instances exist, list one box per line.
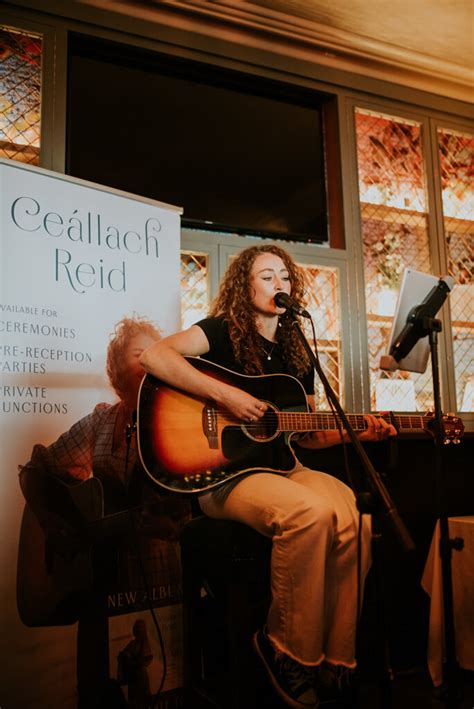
left=180, top=516, right=272, bottom=708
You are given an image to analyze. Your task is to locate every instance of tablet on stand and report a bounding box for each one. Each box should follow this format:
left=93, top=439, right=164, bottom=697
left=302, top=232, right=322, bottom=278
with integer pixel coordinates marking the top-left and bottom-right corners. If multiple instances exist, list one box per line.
left=381, top=268, right=453, bottom=373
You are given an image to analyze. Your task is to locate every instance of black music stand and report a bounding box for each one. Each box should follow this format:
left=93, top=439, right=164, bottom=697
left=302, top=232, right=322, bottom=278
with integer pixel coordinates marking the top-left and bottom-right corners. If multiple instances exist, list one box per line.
left=381, top=269, right=462, bottom=708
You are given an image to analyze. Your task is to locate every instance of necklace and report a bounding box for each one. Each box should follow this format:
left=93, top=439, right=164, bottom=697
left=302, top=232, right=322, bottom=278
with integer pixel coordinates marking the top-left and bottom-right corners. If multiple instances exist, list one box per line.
left=261, top=339, right=277, bottom=361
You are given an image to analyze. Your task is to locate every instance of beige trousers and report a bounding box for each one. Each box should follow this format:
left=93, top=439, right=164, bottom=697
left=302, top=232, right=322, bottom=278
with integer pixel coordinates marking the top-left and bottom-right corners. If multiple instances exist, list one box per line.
left=199, top=465, right=372, bottom=668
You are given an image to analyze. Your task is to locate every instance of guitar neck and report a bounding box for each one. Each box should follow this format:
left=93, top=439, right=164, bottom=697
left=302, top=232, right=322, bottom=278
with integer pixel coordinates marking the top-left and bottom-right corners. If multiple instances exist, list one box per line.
left=277, top=411, right=429, bottom=433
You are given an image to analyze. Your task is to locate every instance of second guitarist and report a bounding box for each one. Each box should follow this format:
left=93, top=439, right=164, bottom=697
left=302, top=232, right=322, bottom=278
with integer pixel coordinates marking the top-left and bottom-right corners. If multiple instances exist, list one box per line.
left=18, top=316, right=191, bottom=709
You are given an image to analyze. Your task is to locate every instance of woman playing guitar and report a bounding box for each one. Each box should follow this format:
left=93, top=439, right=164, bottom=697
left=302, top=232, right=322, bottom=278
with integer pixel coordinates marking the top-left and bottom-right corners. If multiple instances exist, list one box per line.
left=140, top=244, right=396, bottom=709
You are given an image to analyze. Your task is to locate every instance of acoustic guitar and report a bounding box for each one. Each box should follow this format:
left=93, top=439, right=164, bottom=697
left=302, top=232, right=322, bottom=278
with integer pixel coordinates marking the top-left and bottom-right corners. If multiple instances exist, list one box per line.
left=137, top=357, right=464, bottom=494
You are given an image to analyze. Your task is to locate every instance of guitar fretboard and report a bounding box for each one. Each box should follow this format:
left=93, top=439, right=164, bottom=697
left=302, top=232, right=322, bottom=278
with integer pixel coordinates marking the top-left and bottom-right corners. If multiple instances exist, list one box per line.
left=276, top=412, right=428, bottom=433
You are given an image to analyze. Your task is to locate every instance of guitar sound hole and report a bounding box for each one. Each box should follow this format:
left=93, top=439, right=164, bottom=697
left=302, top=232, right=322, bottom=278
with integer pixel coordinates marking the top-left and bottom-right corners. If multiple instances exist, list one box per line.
left=242, top=403, right=279, bottom=442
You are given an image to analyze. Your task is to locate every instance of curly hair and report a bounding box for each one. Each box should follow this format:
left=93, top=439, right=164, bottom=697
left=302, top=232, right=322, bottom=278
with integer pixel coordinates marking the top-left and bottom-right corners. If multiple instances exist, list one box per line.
left=106, top=315, right=161, bottom=398
left=210, top=244, right=311, bottom=377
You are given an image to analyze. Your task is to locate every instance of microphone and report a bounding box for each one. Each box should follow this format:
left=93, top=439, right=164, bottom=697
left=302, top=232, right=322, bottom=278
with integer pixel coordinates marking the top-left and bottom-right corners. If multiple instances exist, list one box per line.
left=380, top=275, right=454, bottom=371
left=274, top=292, right=310, bottom=318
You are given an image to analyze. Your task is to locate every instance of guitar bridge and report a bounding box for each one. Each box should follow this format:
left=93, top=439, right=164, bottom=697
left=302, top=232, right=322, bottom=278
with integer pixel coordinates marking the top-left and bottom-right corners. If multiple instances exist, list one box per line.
left=203, top=402, right=218, bottom=449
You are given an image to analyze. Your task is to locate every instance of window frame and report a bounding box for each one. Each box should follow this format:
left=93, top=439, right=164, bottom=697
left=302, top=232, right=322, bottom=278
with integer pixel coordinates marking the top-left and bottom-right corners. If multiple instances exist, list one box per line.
left=343, top=95, right=473, bottom=420
left=0, top=8, right=68, bottom=172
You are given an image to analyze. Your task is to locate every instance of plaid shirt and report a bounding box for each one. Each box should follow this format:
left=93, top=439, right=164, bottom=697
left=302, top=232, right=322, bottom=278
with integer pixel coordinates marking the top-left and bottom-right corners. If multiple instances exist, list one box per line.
left=24, top=402, right=133, bottom=485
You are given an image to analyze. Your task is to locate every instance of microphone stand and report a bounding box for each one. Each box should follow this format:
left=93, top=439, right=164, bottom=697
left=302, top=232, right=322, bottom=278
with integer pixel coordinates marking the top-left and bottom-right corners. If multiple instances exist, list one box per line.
left=290, top=317, right=415, bottom=706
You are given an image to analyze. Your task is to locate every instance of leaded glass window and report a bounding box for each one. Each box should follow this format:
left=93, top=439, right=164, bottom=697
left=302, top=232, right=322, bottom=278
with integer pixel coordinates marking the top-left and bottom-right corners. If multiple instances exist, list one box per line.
left=300, top=263, right=342, bottom=410
left=180, top=251, right=210, bottom=329
left=355, top=108, right=434, bottom=412
left=0, top=26, right=42, bottom=164
left=438, top=128, right=474, bottom=412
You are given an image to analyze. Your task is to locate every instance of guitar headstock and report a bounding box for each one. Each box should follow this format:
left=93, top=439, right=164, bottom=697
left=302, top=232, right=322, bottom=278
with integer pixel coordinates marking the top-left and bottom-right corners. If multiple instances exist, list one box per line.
left=424, top=412, right=464, bottom=444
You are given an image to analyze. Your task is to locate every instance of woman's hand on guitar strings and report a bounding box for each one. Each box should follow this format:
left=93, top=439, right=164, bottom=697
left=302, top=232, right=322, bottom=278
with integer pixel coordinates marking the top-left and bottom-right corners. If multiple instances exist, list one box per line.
left=219, top=385, right=268, bottom=422
left=358, top=413, right=397, bottom=442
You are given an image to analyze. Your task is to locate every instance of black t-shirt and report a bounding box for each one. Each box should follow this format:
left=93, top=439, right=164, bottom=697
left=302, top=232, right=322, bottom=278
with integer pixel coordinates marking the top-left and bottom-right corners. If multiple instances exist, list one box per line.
left=196, top=316, right=314, bottom=395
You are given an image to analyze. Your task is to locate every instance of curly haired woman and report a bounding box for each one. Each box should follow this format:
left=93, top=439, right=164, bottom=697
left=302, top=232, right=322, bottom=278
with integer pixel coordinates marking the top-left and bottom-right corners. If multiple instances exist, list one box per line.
left=140, top=245, right=395, bottom=708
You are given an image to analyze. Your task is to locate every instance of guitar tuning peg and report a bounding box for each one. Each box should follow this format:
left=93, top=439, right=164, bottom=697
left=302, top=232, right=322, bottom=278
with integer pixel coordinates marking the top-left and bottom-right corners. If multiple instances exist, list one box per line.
left=443, top=439, right=451, bottom=445
left=453, top=438, right=461, bottom=445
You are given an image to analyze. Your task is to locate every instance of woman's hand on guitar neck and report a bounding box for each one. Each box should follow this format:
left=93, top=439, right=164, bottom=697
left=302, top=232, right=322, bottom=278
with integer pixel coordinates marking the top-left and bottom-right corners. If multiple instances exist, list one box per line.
left=358, top=413, right=396, bottom=442
left=302, top=413, right=396, bottom=449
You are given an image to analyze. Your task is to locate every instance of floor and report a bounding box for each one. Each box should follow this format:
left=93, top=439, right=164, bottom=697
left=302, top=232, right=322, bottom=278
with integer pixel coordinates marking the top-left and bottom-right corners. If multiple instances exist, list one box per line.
left=357, top=667, right=474, bottom=709
left=187, top=664, right=474, bottom=709
left=182, top=540, right=473, bottom=709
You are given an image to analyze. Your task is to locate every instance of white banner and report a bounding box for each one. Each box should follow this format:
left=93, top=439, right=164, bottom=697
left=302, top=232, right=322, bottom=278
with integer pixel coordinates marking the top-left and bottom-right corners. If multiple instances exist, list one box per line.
left=0, top=158, right=182, bottom=709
